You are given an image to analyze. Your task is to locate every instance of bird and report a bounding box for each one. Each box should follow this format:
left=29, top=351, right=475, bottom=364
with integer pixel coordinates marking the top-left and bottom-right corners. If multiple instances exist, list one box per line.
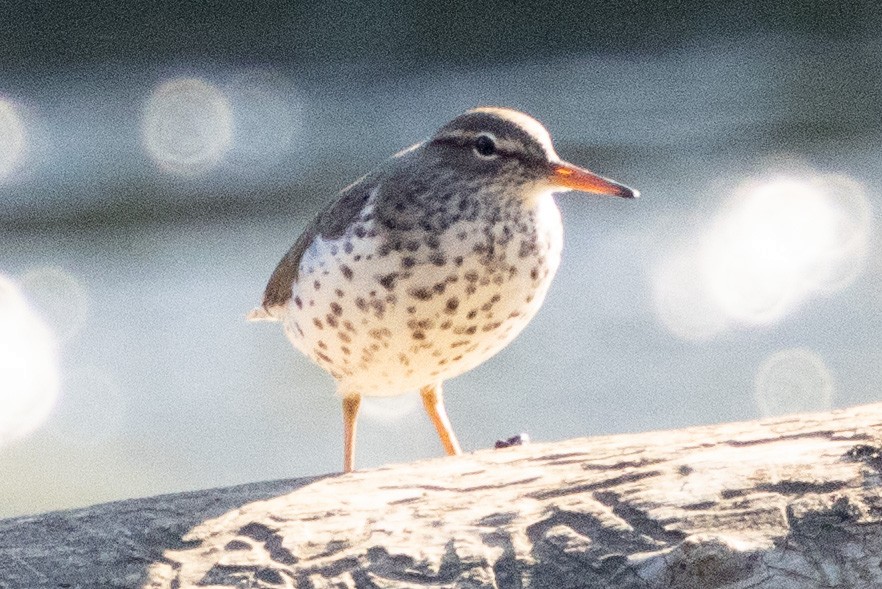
left=248, top=107, right=637, bottom=473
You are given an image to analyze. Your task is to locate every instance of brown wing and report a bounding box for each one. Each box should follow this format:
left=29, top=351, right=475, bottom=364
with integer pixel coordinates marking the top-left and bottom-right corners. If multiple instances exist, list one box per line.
left=260, top=178, right=376, bottom=312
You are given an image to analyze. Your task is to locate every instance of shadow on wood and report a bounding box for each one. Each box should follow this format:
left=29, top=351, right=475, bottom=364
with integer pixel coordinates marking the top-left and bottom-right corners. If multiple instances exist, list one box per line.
left=2, top=403, right=882, bottom=588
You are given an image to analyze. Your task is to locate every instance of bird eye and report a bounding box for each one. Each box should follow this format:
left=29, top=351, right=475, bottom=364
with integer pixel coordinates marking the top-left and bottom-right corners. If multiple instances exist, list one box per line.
left=473, top=134, right=497, bottom=159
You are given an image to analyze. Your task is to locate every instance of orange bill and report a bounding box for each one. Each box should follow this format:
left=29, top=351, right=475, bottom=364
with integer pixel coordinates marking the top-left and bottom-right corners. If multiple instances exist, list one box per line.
left=550, top=162, right=639, bottom=199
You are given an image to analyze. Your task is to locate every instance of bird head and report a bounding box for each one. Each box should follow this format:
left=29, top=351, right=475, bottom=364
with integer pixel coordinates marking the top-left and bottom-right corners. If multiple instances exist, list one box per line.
left=427, top=107, right=638, bottom=200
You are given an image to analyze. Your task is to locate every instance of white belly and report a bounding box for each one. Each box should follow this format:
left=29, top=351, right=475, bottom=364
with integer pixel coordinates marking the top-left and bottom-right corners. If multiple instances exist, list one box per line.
left=281, top=194, right=563, bottom=397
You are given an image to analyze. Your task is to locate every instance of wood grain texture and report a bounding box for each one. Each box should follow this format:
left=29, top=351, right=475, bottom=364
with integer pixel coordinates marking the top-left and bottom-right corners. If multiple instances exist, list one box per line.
left=3, top=403, right=882, bottom=589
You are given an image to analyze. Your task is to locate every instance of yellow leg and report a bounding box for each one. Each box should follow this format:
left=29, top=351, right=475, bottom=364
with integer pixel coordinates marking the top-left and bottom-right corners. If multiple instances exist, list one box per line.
left=342, top=394, right=361, bottom=473
left=420, top=382, right=462, bottom=456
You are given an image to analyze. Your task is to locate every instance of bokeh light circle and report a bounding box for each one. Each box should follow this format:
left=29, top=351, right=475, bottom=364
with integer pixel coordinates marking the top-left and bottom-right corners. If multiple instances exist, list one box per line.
left=0, top=98, right=27, bottom=180
left=703, top=179, right=837, bottom=323
left=0, top=275, right=60, bottom=446
left=754, top=348, right=833, bottom=417
left=653, top=173, right=872, bottom=340
left=142, top=78, right=233, bottom=175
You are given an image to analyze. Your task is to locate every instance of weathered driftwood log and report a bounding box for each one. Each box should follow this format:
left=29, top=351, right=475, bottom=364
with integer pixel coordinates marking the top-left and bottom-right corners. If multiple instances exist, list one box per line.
left=2, top=402, right=882, bottom=589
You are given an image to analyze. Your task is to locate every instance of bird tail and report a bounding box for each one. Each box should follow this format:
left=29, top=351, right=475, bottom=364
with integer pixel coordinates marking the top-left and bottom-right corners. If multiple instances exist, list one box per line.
left=246, top=306, right=279, bottom=322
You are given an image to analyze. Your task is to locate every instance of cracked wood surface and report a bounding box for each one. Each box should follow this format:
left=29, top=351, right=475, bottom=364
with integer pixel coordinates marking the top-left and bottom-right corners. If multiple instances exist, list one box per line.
left=2, top=403, right=882, bottom=589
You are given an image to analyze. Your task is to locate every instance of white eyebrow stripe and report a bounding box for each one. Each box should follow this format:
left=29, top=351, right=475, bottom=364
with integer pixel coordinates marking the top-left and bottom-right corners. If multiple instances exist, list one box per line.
left=468, top=107, right=558, bottom=158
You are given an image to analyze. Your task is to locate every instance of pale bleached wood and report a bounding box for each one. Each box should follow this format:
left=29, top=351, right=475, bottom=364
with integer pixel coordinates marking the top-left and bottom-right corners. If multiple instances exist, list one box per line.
left=2, top=403, right=882, bottom=589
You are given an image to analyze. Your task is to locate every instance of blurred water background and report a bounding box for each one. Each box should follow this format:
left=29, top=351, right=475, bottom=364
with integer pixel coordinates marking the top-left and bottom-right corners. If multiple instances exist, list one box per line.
left=2, top=2, right=881, bottom=518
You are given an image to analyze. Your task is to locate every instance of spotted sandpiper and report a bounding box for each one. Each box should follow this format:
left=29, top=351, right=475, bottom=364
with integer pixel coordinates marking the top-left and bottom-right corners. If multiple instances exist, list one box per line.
left=249, top=107, right=637, bottom=472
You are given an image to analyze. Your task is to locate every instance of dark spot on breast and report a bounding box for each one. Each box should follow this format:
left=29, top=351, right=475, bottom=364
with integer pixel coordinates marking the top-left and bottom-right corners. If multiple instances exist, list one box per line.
left=429, top=253, right=446, bottom=266
left=314, top=280, right=321, bottom=290
left=401, top=256, right=416, bottom=269
left=317, top=340, right=327, bottom=349
left=519, top=239, right=537, bottom=258
left=464, top=271, right=479, bottom=282
left=335, top=289, right=344, bottom=298
left=294, top=296, right=303, bottom=309
left=446, top=298, right=459, bottom=313
left=454, top=256, right=464, bottom=266
left=369, top=328, right=392, bottom=340
left=355, top=297, right=368, bottom=312
left=338, top=332, right=351, bottom=343
left=465, top=326, right=477, bottom=335
left=330, top=302, right=343, bottom=316
left=409, top=287, right=432, bottom=301
left=340, top=265, right=353, bottom=281
left=467, top=309, right=477, bottom=320
left=312, top=318, right=323, bottom=330
left=378, top=272, right=399, bottom=291
left=482, top=321, right=502, bottom=332
left=412, top=331, right=426, bottom=340
left=316, top=351, right=332, bottom=363
left=530, top=267, right=539, bottom=280
left=344, top=241, right=354, bottom=254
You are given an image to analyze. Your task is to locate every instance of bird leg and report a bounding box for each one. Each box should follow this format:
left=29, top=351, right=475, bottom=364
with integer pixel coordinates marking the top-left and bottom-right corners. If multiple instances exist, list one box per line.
left=342, top=394, right=361, bottom=473
left=420, top=382, right=462, bottom=456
